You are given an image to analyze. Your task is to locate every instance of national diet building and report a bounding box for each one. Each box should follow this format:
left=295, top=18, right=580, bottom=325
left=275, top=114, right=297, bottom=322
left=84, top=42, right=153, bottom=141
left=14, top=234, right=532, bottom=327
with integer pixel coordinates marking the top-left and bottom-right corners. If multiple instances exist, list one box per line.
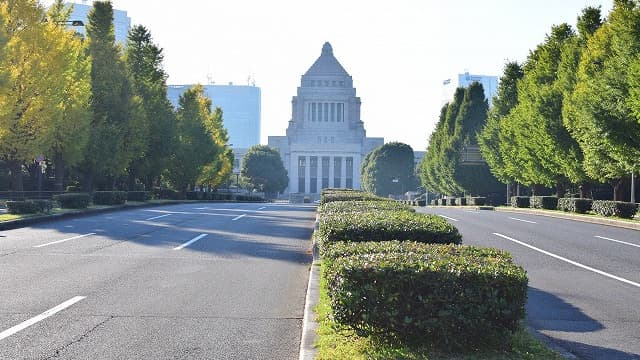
left=268, top=42, right=383, bottom=199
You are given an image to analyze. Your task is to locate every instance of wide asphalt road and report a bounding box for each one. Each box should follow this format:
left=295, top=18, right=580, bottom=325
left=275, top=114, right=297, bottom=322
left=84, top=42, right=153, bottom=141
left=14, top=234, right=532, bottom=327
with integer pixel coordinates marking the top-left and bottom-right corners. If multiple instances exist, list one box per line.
left=0, top=202, right=316, bottom=359
left=418, top=206, right=640, bottom=360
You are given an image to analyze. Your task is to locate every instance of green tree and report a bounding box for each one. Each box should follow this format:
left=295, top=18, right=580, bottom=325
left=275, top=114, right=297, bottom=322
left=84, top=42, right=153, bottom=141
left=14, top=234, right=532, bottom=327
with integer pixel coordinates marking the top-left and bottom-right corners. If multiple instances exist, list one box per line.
left=478, top=62, right=524, bottom=184
left=197, top=106, right=233, bottom=189
left=361, top=142, right=416, bottom=197
left=124, top=25, right=177, bottom=190
left=45, top=0, right=91, bottom=192
left=167, top=85, right=225, bottom=192
left=565, top=1, right=640, bottom=199
left=83, top=1, right=146, bottom=190
left=241, top=145, right=288, bottom=195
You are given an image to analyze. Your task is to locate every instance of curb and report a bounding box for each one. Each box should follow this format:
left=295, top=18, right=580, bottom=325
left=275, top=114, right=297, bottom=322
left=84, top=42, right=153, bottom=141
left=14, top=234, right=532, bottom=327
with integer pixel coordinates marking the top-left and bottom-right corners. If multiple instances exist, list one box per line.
left=527, top=326, right=577, bottom=360
left=494, top=207, right=640, bottom=231
left=299, top=216, right=321, bottom=360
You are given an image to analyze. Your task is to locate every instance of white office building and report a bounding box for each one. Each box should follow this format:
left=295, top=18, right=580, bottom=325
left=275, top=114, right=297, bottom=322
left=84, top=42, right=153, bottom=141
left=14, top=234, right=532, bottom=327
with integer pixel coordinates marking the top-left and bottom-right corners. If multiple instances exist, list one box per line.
left=65, top=1, right=131, bottom=45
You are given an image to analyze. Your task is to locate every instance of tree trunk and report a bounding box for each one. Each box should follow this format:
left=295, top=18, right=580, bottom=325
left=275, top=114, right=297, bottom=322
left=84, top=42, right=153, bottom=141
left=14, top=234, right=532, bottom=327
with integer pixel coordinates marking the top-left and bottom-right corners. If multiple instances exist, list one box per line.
left=8, top=160, right=24, bottom=192
left=516, top=183, right=521, bottom=196
left=53, top=152, right=65, bottom=192
left=556, top=182, right=566, bottom=198
left=613, top=178, right=623, bottom=201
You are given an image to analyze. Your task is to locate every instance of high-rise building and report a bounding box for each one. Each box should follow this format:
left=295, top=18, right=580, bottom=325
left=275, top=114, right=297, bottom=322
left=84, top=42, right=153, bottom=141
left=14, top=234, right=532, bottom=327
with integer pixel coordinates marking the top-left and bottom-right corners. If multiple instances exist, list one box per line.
left=443, top=72, right=498, bottom=107
left=65, top=2, right=131, bottom=44
left=268, top=42, right=383, bottom=200
left=167, top=84, right=262, bottom=173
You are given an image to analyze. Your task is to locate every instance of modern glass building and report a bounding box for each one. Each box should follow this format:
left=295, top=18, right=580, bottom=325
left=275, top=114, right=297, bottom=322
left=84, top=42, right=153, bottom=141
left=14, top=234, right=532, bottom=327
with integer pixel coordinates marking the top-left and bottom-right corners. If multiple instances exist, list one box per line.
left=65, top=2, right=131, bottom=45
left=167, top=84, right=262, bottom=151
left=443, top=72, right=498, bottom=107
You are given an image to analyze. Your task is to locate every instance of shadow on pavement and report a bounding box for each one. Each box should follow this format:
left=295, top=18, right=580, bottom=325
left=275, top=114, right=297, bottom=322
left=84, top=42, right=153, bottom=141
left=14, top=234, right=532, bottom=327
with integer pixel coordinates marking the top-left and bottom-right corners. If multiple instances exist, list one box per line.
left=527, top=287, right=604, bottom=333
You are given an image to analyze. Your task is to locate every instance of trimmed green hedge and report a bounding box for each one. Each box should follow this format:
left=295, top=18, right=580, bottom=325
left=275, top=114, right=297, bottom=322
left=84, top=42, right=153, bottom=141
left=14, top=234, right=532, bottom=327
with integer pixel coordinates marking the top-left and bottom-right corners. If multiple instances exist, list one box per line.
left=592, top=200, right=638, bottom=219
left=320, top=200, right=414, bottom=215
left=511, top=196, right=530, bottom=208
left=323, top=241, right=528, bottom=349
left=318, top=211, right=462, bottom=246
left=468, top=196, right=487, bottom=206
left=557, top=198, right=592, bottom=213
left=6, top=200, right=53, bottom=214
left=320, top=188, right=389, bottom=205
left=459, top=197, right=467, bottom=206
left=530, top=196, right=558, bottom=210
left=54, top=193, right=91, bottom=209
left=126, top=191, right=151, bottom=202
left=92, top=191, right=127, bottom=205
left=185, top=191, right=205, bottom=200
left=447, top=197, right=457, bottom=206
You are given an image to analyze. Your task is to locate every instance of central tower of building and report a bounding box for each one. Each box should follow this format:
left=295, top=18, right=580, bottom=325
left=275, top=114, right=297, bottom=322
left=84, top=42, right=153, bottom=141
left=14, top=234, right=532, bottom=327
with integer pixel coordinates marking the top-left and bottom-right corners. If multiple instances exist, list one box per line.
left=268, top=42, right=383, bottom=199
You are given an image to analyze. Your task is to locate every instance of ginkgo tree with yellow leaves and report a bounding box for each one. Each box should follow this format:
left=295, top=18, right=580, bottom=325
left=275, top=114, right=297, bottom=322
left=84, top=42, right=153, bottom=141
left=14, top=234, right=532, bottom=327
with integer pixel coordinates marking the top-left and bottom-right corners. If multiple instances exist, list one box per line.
left=0, top=0, right=90, bottom=191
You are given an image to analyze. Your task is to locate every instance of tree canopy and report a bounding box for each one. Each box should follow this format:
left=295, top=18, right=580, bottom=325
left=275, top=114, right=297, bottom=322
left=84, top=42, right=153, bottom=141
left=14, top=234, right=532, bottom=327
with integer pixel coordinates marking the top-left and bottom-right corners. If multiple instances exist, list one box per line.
left=362, top=142, right=417, bottom=197
left=240, top=145, right=288, bottom=195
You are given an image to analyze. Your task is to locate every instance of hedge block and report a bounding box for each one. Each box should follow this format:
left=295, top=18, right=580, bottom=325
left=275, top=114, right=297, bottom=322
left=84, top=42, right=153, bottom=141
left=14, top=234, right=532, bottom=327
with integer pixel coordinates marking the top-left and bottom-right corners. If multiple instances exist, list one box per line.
left=127, top=191, right=151, bottom=202
left=468, top=196, right=487, bottom=206
left=557, top=198, right=592, bottom=213
left=92, top=191, right=127, bottom=205
left=323, top=241, right=528, bottom=349
left=54, top=193, right=91, bottom=209
left=6, top=200, right=52, bottom=214
left=511, top=196, right=530, bottom=208
left=592, top=200, right=638, bottom=219
left=530, top=196, right=558, bottom=210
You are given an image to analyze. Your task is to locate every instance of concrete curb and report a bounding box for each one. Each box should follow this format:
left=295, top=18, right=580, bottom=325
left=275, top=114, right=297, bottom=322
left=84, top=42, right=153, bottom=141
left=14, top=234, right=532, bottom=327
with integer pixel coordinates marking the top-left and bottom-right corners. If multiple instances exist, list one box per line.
left=299, top=216, right=321, bottom=360
left=494, top=207, right=640, bottom=231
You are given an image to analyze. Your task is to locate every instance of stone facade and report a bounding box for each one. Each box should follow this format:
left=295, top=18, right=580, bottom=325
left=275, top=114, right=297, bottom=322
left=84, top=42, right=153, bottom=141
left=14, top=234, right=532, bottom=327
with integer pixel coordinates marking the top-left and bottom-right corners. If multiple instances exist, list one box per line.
left=268, top=42, right=383, bottom=200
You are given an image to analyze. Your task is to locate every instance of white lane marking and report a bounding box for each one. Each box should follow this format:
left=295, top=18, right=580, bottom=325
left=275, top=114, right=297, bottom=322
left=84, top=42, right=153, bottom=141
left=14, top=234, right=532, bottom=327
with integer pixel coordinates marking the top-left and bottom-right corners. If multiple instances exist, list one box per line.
left=494, top=233, right=640, bottom=289
left=145, top=214, right=171, bottom=221
left=232, top=214, right=246, bottom=221
left=508, top=217, right=537, bottom=224
left=0, top=296, right=85, bottom=341
left=33, top=233, right=96, bottom=248
left=173, top=234, right=208, bottom=250
left=439, top=215, right=459, bottom=222
left=258, top=206, right=266, bottom=210
left=595, top=235, right=640, bottom=249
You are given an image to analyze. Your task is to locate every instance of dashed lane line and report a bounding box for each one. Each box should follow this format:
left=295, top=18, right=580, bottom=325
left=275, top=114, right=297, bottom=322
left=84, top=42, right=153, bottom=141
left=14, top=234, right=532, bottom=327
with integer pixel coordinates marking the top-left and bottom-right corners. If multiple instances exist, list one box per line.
left=33, top=233, right=96, bottom=248
left=0, top=296, right=86, bottom=341
left=173, top=234, right=208, bottom=251
left=231, top=214, right=246, bottom=221
left=439, top=215, right=459, bottom=222
left=494, top=232, right=640, bottom=289
left=145, top=214, right=171, bottom=221
left=508, top=217, right=537, bottom=224
left=595, top=235, right=640, bottom=249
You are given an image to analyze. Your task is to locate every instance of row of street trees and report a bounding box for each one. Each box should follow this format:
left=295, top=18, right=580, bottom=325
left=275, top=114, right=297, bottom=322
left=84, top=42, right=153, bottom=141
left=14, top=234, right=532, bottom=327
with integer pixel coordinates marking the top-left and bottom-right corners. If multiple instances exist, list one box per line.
left=423, top=2, right=640, bottom=202
left=0, top=0, right=232, bottom=193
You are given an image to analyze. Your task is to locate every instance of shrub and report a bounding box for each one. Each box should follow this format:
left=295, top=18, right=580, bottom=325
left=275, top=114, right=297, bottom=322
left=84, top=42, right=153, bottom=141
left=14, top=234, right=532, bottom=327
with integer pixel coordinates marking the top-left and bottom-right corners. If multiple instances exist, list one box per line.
left=592, top=200, right=638, bottom=219
left=318, top=211, right=462, bottom=246
left=156, top=188, right=180, bottom=200
left=557, top=198, right=592, bottom=213
left=6, top=200, right=52, bottom=214
left=459, top=197, right=467, bottom=206
left=447, top=197, right=456, bottom=206
left=127, top=191, right=151, bottom=202
left=320, top=188, right=389, bottom=205
left=468, top=196, right=487, bottom=206
left=54, top=193, right=91, bottom=209
left=416, top=199, right=426, bottom=206
left=92, top=191, right=127, bottom=205
left=323, top=241, right=528, bottom=349
left=530, top=196, right=558, bottom=210
left=511, top=196, right=530, bottom=208
left=185, top=191, right=205, bottom=200
left=319, top=200, right=414, bottom=215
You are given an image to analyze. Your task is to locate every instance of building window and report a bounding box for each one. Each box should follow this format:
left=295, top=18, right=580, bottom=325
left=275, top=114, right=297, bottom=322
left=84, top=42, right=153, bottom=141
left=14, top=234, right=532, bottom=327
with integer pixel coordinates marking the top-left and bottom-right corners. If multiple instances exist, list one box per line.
left=311, top=103, right=316, bottom=122
left=334, top=157, right=342, bottom=188
left=346, top=157, right=353, bottom=188
left=310, top=156, right=318, bottom=194
left=318, top=102, right=323, bottom=122
left=324, top=80, right=329, bottom=86
left=324, top=103, right=329, bottom=122
left=337, top=103, right=343, bottom=122
left=332, top=80, right=336, bottom=86
left=331, top=136, right=334, bottom=144
left=298, top=156, right=306, bottom=193
left=317, top=136, right=321, bottom=143
left=310, top=80, right=315, bottom=86
left=321, top=157, right=330, bottom=189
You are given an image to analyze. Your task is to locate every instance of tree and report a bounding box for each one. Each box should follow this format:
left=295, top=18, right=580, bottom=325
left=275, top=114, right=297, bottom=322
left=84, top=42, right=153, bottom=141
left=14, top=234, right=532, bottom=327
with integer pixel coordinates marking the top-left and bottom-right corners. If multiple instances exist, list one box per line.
left=565, top=1, right=640, bottom=200
left=197, top=106, right=233, bottom=189
left=45, top=0, right=91, bottom=192
left=83, top=1, right=146, bottom=190
left=124, top=25, right=177, bottom=190
left=167, top=85, right=226, bottom=192
left=478, top=62, right=524, bottom=184
left=0, top=0, right=89, bottom=191
left=361, top=142, right=416, bottom=197
left=240, top=145, right=288, bottom=195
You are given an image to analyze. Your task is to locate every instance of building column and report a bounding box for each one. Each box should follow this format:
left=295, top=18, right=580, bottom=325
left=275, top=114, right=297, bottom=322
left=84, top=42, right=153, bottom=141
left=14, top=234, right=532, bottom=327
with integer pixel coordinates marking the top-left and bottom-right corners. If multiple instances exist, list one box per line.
left=353, top=154, right=362, bottom=190
left=341, top=157, right=347, bottom=189
left=290, top=154, right=298, bottom=193
left=329, top=156, right=335, bottom=188
left=305, top=155, right=310, bottom=194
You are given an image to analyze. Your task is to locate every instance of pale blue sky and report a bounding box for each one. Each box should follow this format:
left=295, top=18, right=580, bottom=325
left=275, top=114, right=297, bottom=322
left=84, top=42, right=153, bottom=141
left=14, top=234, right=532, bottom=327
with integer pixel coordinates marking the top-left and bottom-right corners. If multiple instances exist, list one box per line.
left=51, top=0, right=613, bottom=151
